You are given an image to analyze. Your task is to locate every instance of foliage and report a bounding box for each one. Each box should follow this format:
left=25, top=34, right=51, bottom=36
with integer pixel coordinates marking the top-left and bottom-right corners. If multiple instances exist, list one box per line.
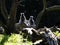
left=0, top=33, right=32, bottom=45
left=0, top=29, right=60, bottom=45
left=53, top=31, right=60, bottom=37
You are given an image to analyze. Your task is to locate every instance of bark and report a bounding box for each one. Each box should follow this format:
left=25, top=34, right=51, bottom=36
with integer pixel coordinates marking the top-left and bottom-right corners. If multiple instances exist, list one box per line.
left=7, top=0, right=17, bottom=34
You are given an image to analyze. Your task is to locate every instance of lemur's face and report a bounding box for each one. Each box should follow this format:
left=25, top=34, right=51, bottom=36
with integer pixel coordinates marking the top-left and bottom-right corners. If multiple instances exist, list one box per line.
left=21, top=15, right=25, bottom=22
left=43, top=27, right=50, bottom=33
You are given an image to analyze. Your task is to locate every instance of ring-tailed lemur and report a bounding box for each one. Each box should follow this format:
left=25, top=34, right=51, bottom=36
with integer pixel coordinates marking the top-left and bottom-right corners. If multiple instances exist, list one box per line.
left=44, top=27, right=58, bottom=45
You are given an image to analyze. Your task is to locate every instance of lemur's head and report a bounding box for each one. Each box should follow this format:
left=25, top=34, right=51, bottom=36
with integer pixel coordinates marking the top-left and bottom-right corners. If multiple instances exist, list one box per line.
left=23, top=28, right=40, bottom=35
left=23, top=28, right=35, bottom=35
left=41, top=27, right=50, bottom=33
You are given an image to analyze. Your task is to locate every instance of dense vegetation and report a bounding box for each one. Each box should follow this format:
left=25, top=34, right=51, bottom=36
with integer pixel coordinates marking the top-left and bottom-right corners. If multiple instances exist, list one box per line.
left=0, top=29, right=59, bottom=45
left=0, top=33, right=32, bottom=45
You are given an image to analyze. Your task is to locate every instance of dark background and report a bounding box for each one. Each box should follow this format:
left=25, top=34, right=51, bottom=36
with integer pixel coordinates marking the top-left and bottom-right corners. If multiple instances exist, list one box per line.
left=0, top=0, right=60, bottom=28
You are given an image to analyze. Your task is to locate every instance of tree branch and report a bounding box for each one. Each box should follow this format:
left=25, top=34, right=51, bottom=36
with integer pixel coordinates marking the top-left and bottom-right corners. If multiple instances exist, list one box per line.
left=46, top=5, right=60, bottom=11
left=1, top=0, right=8, bottom=21
left=35, top=5, right=60, bottom=29
left=35, top=0, right=47, bottom=29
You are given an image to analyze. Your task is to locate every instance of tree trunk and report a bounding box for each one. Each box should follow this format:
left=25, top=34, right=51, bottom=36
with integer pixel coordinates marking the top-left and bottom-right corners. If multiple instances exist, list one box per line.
left=1, top=0, right=17, bottom=34
left=7, top=0, right=17, bottom=34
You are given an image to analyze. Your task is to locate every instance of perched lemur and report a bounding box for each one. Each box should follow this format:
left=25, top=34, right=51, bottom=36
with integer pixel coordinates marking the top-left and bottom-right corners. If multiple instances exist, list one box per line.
left=43, top=27, right=58, bottom=45
left=29, top=16, right=36, bottom=28
left=23, top=27, right=43, bottom=44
